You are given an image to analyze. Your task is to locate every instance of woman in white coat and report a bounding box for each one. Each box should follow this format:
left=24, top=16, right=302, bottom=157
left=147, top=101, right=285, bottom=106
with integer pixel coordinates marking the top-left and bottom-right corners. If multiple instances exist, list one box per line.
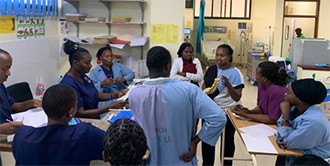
left=170, top=43, right=203, bottom=87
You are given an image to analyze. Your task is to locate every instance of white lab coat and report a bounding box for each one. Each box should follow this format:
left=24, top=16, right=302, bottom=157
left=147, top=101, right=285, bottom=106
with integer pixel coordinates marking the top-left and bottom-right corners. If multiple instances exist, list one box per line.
left=170, top=57, right=203, bottom=87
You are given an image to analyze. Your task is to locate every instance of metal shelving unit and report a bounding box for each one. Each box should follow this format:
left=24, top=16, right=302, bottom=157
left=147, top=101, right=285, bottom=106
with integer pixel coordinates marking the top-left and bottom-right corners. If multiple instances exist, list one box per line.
left=64, top=0, right=146, bottom=59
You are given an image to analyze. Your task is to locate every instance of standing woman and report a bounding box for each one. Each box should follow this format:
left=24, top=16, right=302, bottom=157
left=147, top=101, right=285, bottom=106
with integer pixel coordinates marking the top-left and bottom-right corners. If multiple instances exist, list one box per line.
left=202, top=44, right=244, bottom=166
left=90, top=46, right=135, bottom=117
left=170, top=43, right=203, bottom=87
left=60, top=41, right=126, bottom=119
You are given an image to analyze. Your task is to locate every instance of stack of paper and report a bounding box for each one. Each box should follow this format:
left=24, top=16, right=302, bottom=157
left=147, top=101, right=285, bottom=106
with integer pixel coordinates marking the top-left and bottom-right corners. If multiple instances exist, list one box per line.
left=130, top=36, right=149, bottom=46
left=11, top=107, right=48, bottom=128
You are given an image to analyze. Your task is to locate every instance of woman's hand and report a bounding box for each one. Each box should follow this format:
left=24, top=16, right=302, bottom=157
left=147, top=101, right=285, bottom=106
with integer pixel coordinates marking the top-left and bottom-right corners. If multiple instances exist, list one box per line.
left=32, top=99, right=42, bottom=108
left=177, top=72, right=186, bottom=77
left=0, top=122, right=23, bottom=134
left=276, top=133, right=288, bottom=149
left=179, top=136, right=200, bottom=163
left=108, top=100, right=126, bottom=109
left=232, top=104, right=250, bottom=113
left=280, top=101, right=291, bottom=115
left=221, top=75, right=231, bottom=87
left=103, top=78, right=115, bottom=86
left=115, top=77, right=126, bottom=83
left=118, top=89, right=129, bottom=98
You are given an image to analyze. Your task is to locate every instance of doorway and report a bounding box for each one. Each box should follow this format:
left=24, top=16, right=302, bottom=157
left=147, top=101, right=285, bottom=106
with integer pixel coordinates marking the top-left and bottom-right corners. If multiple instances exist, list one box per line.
left=280, top=0, right=320, bottom=58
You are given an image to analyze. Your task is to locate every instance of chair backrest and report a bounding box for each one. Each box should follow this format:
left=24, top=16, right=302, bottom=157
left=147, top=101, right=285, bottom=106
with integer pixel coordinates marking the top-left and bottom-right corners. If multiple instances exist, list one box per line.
left=6, top=82, right=33, bottom=102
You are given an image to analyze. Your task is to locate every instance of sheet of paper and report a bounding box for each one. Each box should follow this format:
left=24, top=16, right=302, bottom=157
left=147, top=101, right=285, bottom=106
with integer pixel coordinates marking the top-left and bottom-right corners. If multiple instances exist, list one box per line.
left=137, top=60, right=148, bottom=78
left=116, top=84, right=137, bottom=101
left=150, top=24, right=164, bottom=43
left=124, top=54, right=137, bottom=72
left=59, top=19, right=72, bottom=36
left=165, top=24, right=179, bottom=44
left=241, top=133, right=278, bottom=154
left=0, top=16, right=15, bottom=33
left=11, top=107, right=47, bottom=128
left=239, top=124, right=277, bottom=139
left=110, top=44, right=126, bottom=49
left=232, top=113, right=252, bottom=121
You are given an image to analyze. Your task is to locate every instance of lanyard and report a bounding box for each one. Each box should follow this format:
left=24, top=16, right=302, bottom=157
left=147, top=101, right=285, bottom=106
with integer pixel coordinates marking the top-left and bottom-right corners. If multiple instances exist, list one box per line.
left=216, top=65, right=222, bottom=78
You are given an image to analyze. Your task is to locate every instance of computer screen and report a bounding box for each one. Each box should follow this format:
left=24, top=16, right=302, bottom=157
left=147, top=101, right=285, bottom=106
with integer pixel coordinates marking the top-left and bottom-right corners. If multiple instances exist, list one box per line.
left=184, top=28, right=191, bottom=34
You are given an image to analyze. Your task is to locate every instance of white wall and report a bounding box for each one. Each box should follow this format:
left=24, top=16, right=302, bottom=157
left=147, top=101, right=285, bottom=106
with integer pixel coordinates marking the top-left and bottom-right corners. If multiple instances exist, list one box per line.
left=318, top=0, right=330, bottom=39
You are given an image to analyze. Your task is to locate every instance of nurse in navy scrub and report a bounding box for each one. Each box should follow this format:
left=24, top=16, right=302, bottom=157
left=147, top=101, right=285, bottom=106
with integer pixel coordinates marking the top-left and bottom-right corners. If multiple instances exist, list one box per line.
left=60, top=41, right=126, bottom=119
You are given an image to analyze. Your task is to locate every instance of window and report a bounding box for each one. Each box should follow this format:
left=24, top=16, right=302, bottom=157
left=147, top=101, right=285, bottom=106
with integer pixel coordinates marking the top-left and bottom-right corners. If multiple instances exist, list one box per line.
left=194, top=0, right=251, bottom=19
left=0, top=0, right=58, bottom=16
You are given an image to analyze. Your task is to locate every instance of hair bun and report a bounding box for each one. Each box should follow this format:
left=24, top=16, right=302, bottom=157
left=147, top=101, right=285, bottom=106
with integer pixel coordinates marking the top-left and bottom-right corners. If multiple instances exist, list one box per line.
left=63, top=40, right=78, bottom=55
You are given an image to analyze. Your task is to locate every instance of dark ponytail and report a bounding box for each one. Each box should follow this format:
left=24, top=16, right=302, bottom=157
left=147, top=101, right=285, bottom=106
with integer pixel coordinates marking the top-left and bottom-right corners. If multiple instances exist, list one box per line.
left=258, top=61, right=287, bottom=86
left=63, top=40, right=89, bottom=65
left=96, top=46, right=112, bottom=60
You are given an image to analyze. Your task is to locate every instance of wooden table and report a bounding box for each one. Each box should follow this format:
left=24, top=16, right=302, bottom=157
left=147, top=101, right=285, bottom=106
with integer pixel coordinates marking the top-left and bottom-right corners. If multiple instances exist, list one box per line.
left=0, top=110, right=119, bottom=152
left=223, top=109, right=303, bottom=166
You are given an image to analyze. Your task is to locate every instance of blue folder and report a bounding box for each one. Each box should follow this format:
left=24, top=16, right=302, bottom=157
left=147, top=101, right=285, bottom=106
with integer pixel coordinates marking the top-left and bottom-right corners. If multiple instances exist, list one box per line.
left=109, top=110, right=138, bottom=124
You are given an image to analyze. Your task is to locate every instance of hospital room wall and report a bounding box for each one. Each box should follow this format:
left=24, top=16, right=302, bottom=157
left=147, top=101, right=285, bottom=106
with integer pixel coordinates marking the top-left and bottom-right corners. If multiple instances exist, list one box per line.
left=191, top=0, right=277, bottom=64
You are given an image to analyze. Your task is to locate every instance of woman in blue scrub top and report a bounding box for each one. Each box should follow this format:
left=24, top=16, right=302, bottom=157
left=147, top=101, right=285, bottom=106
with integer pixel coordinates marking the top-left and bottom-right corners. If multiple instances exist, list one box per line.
left=90, top=46, right=134, bottom=117
left=60, top=41, right=126, bottom=119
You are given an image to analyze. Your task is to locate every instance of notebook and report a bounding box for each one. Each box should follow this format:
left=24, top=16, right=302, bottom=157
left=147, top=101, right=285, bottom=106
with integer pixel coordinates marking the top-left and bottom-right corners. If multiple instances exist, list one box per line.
left=109, top=110, right=138, bottom=124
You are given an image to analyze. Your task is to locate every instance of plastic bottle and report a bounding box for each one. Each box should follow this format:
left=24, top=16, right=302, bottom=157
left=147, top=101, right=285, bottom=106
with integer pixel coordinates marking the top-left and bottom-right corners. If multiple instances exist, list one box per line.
left=58, top=75, right=63, bottom=83
left=287, top=64, right=291, bottom=71
left=37, top=76, right=45, bottom=96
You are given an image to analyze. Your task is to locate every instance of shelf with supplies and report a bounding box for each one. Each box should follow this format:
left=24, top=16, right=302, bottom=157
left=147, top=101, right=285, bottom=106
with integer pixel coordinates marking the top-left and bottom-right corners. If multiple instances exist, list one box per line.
left=63, top=0, right=146, bottom=60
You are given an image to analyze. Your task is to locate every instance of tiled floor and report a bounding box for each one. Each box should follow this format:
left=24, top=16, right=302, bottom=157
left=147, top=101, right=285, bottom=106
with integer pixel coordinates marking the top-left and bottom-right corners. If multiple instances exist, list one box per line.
left=1, top=67, right=277, bottom=166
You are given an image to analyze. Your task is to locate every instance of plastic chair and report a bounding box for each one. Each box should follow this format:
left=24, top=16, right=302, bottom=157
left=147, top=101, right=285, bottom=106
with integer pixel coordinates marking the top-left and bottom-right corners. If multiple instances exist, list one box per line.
left=6, top=82, right=33, bottom=102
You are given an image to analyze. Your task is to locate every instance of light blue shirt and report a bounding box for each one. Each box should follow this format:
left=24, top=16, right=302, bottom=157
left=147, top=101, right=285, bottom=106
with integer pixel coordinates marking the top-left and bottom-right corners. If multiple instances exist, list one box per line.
left=277, top=105, right=330, bottom=165
left=89, top=63, right=135, bottom=109
left=128, top=78, right=227, bottom=166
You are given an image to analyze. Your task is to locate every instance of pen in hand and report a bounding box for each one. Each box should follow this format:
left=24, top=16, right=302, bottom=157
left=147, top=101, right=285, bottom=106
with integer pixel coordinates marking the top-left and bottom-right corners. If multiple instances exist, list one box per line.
left=6, top=119, right=13, bottom=123
left=274, top=133, right=285, bottom=151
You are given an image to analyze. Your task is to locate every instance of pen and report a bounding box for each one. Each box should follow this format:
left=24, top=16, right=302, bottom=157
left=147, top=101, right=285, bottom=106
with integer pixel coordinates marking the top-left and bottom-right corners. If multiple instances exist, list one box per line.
left=274, top=133, right=285, bottom=150
left=6, top=119, right=13, bottom=123
left=107, top=97, right=113, bottom=101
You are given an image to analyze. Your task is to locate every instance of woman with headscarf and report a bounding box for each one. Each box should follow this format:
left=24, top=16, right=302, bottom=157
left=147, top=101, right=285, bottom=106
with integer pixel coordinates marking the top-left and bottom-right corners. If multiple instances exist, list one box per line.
left=170, top=43, right=203, bottom=87
left=276, top=79, right=330, bottom=166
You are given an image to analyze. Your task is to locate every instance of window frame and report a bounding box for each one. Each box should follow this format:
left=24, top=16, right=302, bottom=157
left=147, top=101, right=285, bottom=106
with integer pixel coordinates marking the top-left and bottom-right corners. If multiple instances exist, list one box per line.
left=194, top=0, right=252, bottom=20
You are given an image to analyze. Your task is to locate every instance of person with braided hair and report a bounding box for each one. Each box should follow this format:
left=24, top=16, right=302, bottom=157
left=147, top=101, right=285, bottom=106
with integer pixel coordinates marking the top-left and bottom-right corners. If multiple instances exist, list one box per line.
left=60, top=40, right=127, bottom=119
left=103, top=118, right=148, bottom=166
left=12, top=84, right=105, bottom=165
left=233, top=61, right=288, bottom=124
left=128, top=46, right=227, bottom=165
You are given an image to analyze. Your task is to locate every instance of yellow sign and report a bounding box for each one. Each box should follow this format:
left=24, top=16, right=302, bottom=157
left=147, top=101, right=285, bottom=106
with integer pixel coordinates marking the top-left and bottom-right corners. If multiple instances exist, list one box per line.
left=150, top=24, right=164, bottom=44
left=186, top=20, right=192, bottom=28
left=165, top=24, right=179, bottom=44
left=0, top=16, right=16, bottom=33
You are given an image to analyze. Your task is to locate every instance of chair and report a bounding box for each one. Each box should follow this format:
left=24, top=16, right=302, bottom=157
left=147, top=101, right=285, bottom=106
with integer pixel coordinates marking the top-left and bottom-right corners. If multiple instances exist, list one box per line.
left=6, top=82, right=33, bottom=102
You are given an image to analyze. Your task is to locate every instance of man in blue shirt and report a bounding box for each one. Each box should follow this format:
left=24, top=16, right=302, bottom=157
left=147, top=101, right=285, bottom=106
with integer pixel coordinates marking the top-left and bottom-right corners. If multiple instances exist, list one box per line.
left=0, top=49, right=42, bottom=134
left=128, top=46, right=227, bottom=165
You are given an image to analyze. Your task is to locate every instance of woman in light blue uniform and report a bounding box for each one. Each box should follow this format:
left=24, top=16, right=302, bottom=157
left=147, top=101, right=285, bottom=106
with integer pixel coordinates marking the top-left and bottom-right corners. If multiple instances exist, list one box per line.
left=60, top=41, right=126, bottom=119
left=277, top=79, right=330, bottom=165
left=90, top=46, right=134, bottom=118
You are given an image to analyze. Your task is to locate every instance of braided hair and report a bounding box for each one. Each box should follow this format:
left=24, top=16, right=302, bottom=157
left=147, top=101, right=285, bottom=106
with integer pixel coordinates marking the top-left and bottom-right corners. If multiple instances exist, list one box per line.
left=63, top=40, right=89, bottom=65
left=103, top=118, right=147, bottom=166
left=96, top=46, right=112, bottom=60
left=258, top=61, right=287, bottom=86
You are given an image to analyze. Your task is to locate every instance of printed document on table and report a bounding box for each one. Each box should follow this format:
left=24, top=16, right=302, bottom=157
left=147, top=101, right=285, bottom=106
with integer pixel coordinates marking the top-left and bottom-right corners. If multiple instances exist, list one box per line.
left=239, top=124, right=277, bottom=139
left=241, top=133, right=278, bottom=154
left=11, top=107, right=47, bottom=128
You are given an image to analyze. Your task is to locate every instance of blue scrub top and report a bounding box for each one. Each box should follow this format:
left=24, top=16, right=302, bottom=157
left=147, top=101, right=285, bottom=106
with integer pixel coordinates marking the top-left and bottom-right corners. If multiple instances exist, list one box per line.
left=12, top=123, right=105, bottom=166
left=60, top=74, right=100, bottom=118
left=0, top=84, right=15, bottom=124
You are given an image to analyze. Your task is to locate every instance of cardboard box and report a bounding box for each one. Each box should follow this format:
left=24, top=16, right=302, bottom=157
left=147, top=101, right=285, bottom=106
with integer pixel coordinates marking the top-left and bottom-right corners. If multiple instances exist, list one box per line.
left=66, top=13, right=87, bottom=22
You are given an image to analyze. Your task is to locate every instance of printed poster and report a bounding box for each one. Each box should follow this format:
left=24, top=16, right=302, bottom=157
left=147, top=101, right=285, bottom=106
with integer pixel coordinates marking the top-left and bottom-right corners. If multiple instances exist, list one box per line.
left=59, top=19, right=72, bottom=36
left=17, top=16, right=45, bottom=39
left=0, top=16, right=15, bottom=33
left=165, top=24, right=179, bottom=44
left=150, top=24, right=164, bottom=44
